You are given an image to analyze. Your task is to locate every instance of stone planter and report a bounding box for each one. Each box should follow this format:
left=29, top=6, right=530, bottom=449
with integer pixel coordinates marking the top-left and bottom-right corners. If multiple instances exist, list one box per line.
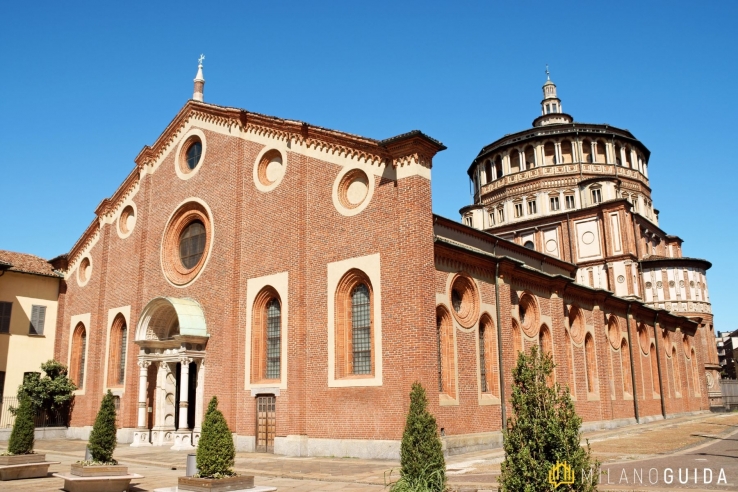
left=70, top=463, right=128, bottom=477
left=0, top=453, right=59, bottom=481
left=0, top=453, right=45, bottom=466
left=53, top=471, right=143, bottom=492
left=178, top=474, right=255, bottom=491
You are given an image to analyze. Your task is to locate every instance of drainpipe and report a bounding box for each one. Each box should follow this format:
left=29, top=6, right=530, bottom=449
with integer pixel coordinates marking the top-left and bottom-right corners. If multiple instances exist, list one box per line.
left=626, top=303, right=640, bottom=423
left=565, top=213, right=574, bottom=264
left=494, top=254, right=507, bottom=430
left=653, top=312, right=666, bottom=418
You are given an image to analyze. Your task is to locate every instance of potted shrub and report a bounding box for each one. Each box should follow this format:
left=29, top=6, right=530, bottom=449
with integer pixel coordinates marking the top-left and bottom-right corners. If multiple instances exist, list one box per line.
left=178, top=396, right=255, bottom=491
left=54, top=390, right=142, bottom=491
left=0, top=394, right=59, bottom=480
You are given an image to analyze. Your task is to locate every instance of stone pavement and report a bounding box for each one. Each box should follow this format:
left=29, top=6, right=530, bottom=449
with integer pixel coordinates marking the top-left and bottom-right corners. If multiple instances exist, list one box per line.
left=0, top=411, right=736, bottom=491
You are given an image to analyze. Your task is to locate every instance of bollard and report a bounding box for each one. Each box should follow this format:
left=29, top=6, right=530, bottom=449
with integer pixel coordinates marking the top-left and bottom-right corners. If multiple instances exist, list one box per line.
left=84, top=446, right=92, bottom=461
left=186, top=453, right=198, bottom=477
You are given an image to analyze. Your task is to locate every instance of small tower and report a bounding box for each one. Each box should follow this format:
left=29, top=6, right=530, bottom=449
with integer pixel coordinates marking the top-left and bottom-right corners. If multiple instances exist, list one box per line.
left=193, top=54, right=205, bottom=102
left=533, top=66, right=573, bottom=127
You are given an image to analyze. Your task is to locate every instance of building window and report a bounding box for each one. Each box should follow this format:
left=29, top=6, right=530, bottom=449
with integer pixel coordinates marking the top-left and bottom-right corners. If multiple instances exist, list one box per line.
left=437, top=306, right=456, bottom=397
left=29, top=305, right=46, bottom=335
left=550, top=196, right=560, bottom=211
left=185, top=140, right=203, bottom=170
left=179, top=220, right=206, bottom=269
left=591, top=188, right=602, bottom=204
left=479, top=323, right=488, bottom=393
left=252, top=288, right=282, bottom=382
left=528, top=200, right=537, bottom=215
left=565, top=195, right=575, bottom=210
left=71, top=323, right=87, bottom=389
left=552, top=103, right=558, bottom=112
left=584, top=333, right=597, bottom=394
left=335, top=270, right=374, bottom=378
left=498, top=208, right=505, bottom=223
left=650, top=343, right=659, bottom=396
left=464, top=216, right=472, bottom=227
left=622, top=340, right=632, bottom=394
left=514, top=203, right=523, bottom=218
left=489, top=211, right=495, bottom=226
left=0, top=301, right=11, bottom=334
left=107, top=314, right=128, bottom=387
left=524, top=240, right=535, bottom=250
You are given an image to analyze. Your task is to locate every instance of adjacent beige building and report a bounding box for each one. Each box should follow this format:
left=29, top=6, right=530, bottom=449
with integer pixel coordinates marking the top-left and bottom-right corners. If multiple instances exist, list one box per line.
left=0, top=251, right=63, bottom=405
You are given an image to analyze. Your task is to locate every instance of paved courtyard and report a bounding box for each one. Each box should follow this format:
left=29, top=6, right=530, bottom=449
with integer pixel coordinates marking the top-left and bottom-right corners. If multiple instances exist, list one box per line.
left=1, top=411, right=736, bottom=491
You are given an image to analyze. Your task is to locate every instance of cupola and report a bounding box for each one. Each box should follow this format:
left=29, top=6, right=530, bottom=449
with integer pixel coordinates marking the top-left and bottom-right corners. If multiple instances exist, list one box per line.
left=533, top=66, right=573, bottom=127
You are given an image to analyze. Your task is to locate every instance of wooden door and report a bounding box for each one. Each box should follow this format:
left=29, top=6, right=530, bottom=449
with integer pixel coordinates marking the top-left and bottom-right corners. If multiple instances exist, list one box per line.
left=255, top=395, right=275, bottom=453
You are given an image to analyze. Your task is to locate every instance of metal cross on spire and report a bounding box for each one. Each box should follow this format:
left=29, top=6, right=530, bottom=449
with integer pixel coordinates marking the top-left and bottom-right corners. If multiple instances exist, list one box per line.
left=545, top=64, right=550, bottom=80
left=198, top=54, right=205, bottom=66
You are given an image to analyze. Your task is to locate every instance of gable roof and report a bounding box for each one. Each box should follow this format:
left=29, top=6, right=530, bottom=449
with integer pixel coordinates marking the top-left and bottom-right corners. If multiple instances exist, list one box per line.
left=0, top=250, right=63, bottom=278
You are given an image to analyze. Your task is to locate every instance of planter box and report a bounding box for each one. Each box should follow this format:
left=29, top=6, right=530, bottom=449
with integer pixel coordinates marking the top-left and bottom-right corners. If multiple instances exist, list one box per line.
left=53, top=472, right=143, bottom=492
left=178, top=474, right=255, bottom=491
left=70, top=463, right=128, bottom=477
left=0, top=453, right=45, bottom=466
left=0, top=461, right=59, bottom=480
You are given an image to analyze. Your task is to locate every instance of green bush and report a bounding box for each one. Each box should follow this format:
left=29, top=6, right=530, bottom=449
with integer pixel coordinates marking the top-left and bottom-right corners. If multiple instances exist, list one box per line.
left=499, top=345, right=599, bottom=492
left=394, top=382, right=446, bottom=492
left=196, top=396, right=235, bottom=478
left=8, top=395, right=35, bottom=455
left=87, top=390, right=118, bottom=464
left=17, top=360, right=76, bottom=415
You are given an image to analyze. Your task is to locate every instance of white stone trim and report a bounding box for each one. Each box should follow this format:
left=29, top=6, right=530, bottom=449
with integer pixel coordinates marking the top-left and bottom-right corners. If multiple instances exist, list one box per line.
left=252, top=144, right=288, bottom=193
left=103, top=305, right=131, bottom=391
left=159, top=197, right=215, bottom=289
left=174, top=128, right=207, bottom=181
left=327, top=253, right=382, bottom=387
left=68, top=313, right=91, bottom=395
left=244, top=271, right=289, bottom=391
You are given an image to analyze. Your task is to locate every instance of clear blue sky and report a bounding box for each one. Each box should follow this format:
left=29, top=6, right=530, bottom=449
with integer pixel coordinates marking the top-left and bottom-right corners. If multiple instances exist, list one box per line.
left=1, top=1, right=735, bottom=331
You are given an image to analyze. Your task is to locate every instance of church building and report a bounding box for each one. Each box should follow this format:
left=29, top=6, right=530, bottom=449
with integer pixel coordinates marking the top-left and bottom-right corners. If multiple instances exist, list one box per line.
left=50, top=61, right=715, bottom=458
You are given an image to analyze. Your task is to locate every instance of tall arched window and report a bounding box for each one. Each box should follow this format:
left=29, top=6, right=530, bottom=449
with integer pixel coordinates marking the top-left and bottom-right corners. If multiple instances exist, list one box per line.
left=108, top=314, right=127, bottom=387
left=621, top=339, right=632, bottom=395
left=436, top=306, right=456, bottom=397
left=539, top=324, right=554, bottom=385
left=565, top=329, right=575, bottom=387
left=672, top=347, right=682, bottom=396
left=479, top=316, right=496, bottom=395
left=335, top=270, right=374, bottom=378
left=584, top=333, right=597, bottom=394
left=511, top=319, right=522, bottom=357
left=71, top=323, right=87, bottom=389
left=484, top=161, right=492, bottom=184
left=252, top=288, right=282, bottom=382
left=649, top=343, right=659, bottom=396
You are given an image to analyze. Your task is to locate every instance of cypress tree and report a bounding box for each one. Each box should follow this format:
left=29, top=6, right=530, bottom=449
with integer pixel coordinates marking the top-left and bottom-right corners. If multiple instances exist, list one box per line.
left=395, top=382, right=446, bottom=491
left=8, top=395, right=35, bottom=455
left=499, top=345, right=599, bottom=491
left=196, top=396, right=235, bottom=478
left=87, top=390, right=118, bottom=463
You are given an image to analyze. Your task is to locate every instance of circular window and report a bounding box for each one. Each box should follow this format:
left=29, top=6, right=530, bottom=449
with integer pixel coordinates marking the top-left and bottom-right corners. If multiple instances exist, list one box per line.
left=77, top=257, right=92, bottom=287
left=175, top=129, right=207, bottom=180
left=523, top=240, right=535, bottom=250
left=257, top=149, right=284, bottom=187
left=185, top=141, right=202, bottom=170
left=568, top=306, right=585, bottom=344
left=518, top=293, right=539, bottom=338
left=118, top=204, right=136, bottom=237
left=617, top=275, right=625, bottom=284
left=332, top=167, right=375, bottom=217
left=161, top=201, right=213, bottom=286
left=448, top=273, right=479, bottom=328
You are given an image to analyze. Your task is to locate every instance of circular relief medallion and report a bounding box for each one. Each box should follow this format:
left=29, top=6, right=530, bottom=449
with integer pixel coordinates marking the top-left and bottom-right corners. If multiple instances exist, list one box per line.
left=669, top=280, right=675, bottom=288
left=333, top=167, right=374, bottom=217
left=448, top=273, right=480, bottom=328
left=518, top=293, right=540, bottom=338
left=77, top=256, right=92, bottom=287
left=569, top=307, right=585, bottom=344
left=161, top=200, right=213, bottom=286
left=679, top=280, right=685, bottom=288
left=545, top=239, right=558, bottom=253
left=118, top=204, right=136, bottom=238
left=581, top=231, right=595, bottom=245
left=657, top=281, right=663, bottom=288
left=607, top=318, right=621, bottom=350
left=690, top=280, right=695, bottom=288
left=706, top=372, right=714, bottom=388
left=645, top=281, right=652, bottom=289
left=617, top=275, right=625, bottom=284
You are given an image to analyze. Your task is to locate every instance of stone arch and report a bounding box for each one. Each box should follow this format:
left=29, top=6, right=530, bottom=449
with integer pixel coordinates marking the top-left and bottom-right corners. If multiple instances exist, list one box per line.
left=136, top=297, right=208, bottom=342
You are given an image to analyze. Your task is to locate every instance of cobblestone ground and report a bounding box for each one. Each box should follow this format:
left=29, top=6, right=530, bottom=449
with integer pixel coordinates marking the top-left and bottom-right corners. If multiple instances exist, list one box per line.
left=0, top=411, right=736, bottom=491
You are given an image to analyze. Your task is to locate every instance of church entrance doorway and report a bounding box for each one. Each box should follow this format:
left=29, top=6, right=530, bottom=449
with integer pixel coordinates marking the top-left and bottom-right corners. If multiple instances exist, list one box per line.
left=255, top=395, right=276, bottom=453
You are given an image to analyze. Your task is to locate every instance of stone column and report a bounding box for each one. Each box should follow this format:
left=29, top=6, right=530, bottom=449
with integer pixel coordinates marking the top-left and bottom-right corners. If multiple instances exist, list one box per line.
left=178, top=358, right=192, bottom=430
left=136, top=360, right=150, bottom=428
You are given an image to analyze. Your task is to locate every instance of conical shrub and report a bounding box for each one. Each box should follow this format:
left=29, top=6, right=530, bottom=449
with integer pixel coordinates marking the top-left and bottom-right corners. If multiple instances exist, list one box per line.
left=87, top=390, right=118, bottom=463
left=8, top=395, right=35, bottom=455
left=395, top=382, right=446, bottom=491
left=196, top=396, right=235, bottom=478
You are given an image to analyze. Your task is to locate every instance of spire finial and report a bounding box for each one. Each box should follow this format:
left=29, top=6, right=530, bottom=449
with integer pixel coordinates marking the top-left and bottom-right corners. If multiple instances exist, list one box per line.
left=193, top=54, right=205, bottom=102
left=545, top=64, right=550, bottom=80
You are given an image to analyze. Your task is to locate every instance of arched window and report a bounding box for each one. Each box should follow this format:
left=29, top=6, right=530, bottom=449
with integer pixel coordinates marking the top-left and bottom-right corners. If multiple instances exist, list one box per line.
left=584, top=333, right=597, bottom=394
left=70, top=323, right=87, bottom=389
left=672, top=346, right=682, bottom=396
left=650, top=343, right=659, bottom=396
left=581, top=140, right=593, bottom=163
left=524, top=146, right=535, bottom=169
left=252, top=288, right=282, bottom=382
left=509, top=150, right=521, bottom=173
left=539, top=324, right=554, bottom=384
left=512, top=319, right=522, bottom=357
left=484, top=161, right=492, bottom=184
left=479, top=316, right=497, bottom=395
left=561, top=141, right=573, bottom=163
left=436, top=306, right=456, bottom=397
left=494, top=156, right=503, bottom=180
left=108, top=314, right=128, bottom=387
left=544, top=142, right=556, bottom=165
left=691, top=348, right=700, bottom=396
left=595, top=140, right=607, bottom=163
left=335, top=270, right=374, bottom=378
left=621, top=339, right=632, bottom=395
